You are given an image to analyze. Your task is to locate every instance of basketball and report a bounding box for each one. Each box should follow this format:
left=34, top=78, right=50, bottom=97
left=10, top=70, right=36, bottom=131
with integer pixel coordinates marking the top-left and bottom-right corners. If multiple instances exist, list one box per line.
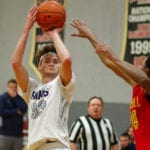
left=36, top=0, right=66, bottom=31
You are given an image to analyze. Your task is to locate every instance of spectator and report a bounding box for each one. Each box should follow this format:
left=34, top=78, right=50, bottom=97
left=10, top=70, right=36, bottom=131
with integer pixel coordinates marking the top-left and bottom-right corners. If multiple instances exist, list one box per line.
left=126, top=126, right=135, bottom=144
left=119, top=132, right=136, bottom=150
left=0, top=79, right=27, bottom=150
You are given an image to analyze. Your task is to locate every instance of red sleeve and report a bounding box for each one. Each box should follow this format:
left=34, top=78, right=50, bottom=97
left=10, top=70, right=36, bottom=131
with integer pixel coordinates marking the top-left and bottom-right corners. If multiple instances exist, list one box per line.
left=132, top=84, right=141, bottom=97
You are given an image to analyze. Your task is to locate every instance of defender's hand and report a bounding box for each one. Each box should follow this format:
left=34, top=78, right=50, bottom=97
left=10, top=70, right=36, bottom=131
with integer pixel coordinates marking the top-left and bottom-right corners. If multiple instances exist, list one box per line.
left=70, top=19, right=93, bottom=39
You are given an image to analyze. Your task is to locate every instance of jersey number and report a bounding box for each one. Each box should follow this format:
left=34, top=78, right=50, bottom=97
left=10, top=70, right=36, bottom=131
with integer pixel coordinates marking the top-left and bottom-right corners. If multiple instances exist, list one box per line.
left=131, top=110, right=139, bottom=130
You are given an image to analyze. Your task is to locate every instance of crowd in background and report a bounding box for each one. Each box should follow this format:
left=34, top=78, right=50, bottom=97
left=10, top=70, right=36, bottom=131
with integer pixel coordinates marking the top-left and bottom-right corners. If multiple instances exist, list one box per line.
left=119, top=126, right=136, bottom=150
left=0, top=81, right=136, bottom=150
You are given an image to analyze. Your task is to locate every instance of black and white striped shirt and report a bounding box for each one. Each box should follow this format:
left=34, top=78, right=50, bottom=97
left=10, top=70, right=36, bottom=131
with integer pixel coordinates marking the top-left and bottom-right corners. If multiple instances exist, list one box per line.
left=69, top=115, right=118, bottom=150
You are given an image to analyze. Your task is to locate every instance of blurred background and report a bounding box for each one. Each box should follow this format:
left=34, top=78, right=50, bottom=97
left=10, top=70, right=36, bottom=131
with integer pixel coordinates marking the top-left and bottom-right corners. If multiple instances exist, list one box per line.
left=0, top=0, right=130, bottom=136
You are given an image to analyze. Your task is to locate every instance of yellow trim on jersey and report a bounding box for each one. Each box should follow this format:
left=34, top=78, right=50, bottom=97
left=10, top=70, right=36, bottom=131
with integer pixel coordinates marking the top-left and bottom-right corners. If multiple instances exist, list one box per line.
left=120, top=0, right=129, bottom=60
left=29, top=24, right=42, bottom=80
left=29, top=0, right=41, bottom=79
left=63, top=0, right=66, bottom=7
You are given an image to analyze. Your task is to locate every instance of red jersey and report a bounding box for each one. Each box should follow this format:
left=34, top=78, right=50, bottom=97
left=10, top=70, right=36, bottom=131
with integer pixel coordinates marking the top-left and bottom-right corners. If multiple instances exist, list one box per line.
left=130, top=85, right=150, bottom=150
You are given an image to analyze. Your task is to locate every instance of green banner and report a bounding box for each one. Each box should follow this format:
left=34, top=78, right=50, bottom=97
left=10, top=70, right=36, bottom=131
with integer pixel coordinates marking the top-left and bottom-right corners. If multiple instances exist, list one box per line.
left=121, top=0, right=150, bottom=67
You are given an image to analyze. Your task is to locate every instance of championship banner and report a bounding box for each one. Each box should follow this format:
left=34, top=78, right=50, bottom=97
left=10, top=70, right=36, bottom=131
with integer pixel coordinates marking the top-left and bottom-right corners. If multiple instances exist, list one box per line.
left=121, top=0, right=150, bottom=67
left=29, top=0, right=66, bottom=79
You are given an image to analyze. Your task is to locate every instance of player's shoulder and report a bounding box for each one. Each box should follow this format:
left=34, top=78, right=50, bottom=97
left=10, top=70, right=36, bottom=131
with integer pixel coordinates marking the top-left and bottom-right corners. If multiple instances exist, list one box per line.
left=28, top=77, right=39, bottom=87
left=57, top=73, right=76, bottom=85
left=29, top=77, right=38, bottom=84
left=132, top=84, right=142, bottom=94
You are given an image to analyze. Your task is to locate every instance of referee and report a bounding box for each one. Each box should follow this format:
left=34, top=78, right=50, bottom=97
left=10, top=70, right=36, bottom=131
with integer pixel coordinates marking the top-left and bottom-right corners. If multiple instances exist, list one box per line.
left=69, top=96, right=118, bottom=150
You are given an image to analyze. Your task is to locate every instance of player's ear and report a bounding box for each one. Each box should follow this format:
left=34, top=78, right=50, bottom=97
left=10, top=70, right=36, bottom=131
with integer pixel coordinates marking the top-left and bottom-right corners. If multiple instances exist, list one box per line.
left=38, top=63, right=42, bottom=71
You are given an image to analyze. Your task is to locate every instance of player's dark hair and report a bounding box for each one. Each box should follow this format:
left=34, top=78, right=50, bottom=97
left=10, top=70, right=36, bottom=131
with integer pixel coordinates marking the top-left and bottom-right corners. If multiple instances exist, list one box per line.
left=35, top=43, right=57, bottom=65
left=7, top=79, right=17, bottom=85
left=88, top=96, right=104, bottom=106
left=145, top=55, right=150, bottom=69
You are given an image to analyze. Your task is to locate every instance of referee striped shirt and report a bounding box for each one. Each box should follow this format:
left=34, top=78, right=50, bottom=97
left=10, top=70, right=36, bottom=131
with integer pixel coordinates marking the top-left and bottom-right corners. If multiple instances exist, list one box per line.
left=69, top=115, right=118, bottom=150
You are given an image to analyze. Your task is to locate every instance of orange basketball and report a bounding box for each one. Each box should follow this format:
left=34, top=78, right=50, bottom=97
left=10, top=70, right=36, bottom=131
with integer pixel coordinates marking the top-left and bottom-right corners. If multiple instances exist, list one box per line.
left=36, top=1, right=66, bottom=31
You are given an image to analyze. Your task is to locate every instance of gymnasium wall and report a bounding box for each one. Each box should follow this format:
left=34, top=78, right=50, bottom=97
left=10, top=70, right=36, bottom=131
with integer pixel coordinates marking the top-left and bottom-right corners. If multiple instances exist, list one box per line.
left=0, top=0, right=130, bottom=135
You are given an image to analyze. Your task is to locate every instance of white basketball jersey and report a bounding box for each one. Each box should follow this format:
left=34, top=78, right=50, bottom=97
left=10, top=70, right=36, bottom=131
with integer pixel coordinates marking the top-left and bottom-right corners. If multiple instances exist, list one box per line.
left=19, top=74, right=75, bottom=150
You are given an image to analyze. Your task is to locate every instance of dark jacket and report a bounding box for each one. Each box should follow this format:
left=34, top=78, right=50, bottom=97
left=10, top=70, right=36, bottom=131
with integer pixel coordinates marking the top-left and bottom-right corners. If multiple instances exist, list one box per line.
left=0, top=92, right=27, bottom=136
left=122, top=143, right=136, bottom=150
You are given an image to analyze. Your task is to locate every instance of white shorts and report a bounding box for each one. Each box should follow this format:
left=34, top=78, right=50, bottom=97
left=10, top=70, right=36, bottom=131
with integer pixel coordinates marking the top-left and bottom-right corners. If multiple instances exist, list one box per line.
left=37, top=147, right=69, bottom=150
left=36, top=142, right=70, bottom=150
left=39, top=149, right=69, bottom=150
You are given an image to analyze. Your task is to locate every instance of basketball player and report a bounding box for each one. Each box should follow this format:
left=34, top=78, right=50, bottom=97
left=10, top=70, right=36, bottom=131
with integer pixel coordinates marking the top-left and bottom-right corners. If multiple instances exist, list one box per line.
left=70, top=19, right=150, bottom=150
left=11, top=6, right=75, bottom=150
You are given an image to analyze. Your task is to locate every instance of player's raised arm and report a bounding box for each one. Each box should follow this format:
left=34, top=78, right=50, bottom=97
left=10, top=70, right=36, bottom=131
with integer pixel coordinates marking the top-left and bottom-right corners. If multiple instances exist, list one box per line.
left=71, top=19, right=150, bottom=93
left=111, top=56, right=150, bottom=93
left=11, top=6, right=37, bottom=93
left=44, top=29, right=72, bottom=86
left=70, top=19, right=136, bottom=86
